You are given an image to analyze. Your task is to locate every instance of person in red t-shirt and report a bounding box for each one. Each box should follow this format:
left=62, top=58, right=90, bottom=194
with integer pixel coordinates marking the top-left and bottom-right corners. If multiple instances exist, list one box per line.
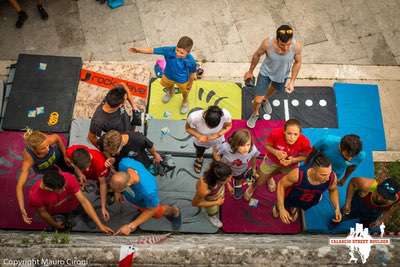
left=66, top=145, right=112, bottom=221
left=245, top=119, right=312, bottom=200
left=29, top=170, right=113, bottom=234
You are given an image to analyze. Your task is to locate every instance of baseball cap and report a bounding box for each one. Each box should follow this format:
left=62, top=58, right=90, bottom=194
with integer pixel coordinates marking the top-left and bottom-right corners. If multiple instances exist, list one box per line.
left=377, top=178, right=400, bottom=201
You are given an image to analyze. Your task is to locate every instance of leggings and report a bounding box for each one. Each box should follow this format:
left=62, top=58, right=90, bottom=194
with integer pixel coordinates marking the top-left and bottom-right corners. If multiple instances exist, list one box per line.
left=193, top=143, right=209, bottom=158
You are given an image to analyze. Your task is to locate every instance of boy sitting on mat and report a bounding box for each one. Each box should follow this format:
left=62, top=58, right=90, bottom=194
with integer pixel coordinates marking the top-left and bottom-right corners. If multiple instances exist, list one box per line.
left=17, top=129, right=73, bottom=225
left=308, top=134, right=365, bottom=187
left=245, top=119, right=311, bottom=200
left=186, top=106, right=232, bottom=174
left=110, top=157, right=182, bottom=235
left=88, top=83, right=138, bottom=148
left=213, top=129, right=260, bottom=200
left=192, top=161, right=233, bottom=228
left=66, top=144, right=113, bottom=222
left=128, top=36, right=197, bottom=114
left=29, top=170, right=114, bottom=234
left=274, top=153, right=342, bottom=224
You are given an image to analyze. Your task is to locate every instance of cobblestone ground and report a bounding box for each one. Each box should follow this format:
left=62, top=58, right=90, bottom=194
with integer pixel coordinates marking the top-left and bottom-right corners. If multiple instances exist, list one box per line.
left=0, top=0, right=399, bottom=65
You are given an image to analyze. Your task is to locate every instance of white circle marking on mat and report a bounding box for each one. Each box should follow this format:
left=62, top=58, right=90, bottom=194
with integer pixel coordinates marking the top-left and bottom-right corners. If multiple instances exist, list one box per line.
left=272, top=100, right=280, bottom=107
left=263, top=114, right=271, bottom=120
left=291, top=99, right=299, bottom=106
left=305, top=99, right=313, bottom=106
left=319, top=99, right=327, bottom=107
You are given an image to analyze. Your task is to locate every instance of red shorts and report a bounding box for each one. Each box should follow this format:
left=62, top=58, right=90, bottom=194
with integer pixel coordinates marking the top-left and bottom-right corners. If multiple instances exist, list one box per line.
left=139, top=205, right=165, bottom=219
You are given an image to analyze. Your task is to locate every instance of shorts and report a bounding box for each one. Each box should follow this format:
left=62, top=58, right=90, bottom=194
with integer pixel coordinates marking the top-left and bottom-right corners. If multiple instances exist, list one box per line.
left=284, top=194, right=322, bottom=211
left=341, top=191, right=383, bottom=225
left=193, top=142, right=210, bottom=158
left=233, top=168, right=252, bottom=181
left=259, top=158, right=293, bottom=176
left=206, top=205, right=219, bottom=216
left=139, top=205, right=166, bottom=219
left=233, top=173, right=246, bottom=181
left=161, top=75, right=190, bottom=94
left=205, top=187, right=225, bottom=216
left=255, top=73, right=286, bottom=96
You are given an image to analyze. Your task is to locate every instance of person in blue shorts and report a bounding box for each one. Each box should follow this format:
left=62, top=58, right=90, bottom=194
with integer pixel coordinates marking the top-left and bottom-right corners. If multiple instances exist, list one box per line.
left=110, top=157, right=181, bottom=235
left=129, top=36, right=197, bottom=114
left=244, top=25, right=302, bottom=128
left=274, top=153, right=342, bottom=225
left=309, top=134, right=365, bottom=186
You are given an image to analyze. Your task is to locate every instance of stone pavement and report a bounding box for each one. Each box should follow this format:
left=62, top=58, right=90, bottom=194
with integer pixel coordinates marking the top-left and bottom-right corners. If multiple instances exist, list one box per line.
left=0, top=231, right=399, bottom=266
left=0, top=0, right=400, bottom=65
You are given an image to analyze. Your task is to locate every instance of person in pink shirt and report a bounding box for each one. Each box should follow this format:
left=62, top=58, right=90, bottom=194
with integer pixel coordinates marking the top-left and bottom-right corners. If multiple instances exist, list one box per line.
left=245, top=119, right=312, bottom=200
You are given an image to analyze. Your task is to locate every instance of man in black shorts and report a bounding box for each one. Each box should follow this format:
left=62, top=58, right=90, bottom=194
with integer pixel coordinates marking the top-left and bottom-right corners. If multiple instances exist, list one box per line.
left=88, top=83, right=138, bottom=148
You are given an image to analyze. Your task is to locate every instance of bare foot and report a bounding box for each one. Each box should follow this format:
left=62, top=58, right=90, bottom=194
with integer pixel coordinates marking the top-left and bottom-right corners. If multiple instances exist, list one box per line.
left=267, top=178, right=276, bottom=192
left=244, top=185, right=255, bottom=201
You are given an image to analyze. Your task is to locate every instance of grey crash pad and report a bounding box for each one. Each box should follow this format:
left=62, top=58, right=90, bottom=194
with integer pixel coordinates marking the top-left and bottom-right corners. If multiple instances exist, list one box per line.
left=139, top=191, right=219, bottom=233
left=156, top=156, right=212, bottom=192
left=146, top=119, right=213, bottom=157
left=71, top=180, right=139, bottom=232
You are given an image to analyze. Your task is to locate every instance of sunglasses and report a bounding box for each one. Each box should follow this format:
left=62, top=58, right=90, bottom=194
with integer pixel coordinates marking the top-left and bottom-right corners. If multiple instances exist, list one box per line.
left=278, top=29, right=293, bottom=35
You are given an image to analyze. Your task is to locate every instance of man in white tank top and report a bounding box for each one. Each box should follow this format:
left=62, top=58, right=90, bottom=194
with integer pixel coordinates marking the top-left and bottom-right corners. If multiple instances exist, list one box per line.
left=245, top=25, right=302, bottom=128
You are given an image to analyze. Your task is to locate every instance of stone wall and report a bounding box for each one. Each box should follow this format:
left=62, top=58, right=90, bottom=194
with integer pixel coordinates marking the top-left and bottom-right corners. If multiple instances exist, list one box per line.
left=0, top=231, right=399, bottom=266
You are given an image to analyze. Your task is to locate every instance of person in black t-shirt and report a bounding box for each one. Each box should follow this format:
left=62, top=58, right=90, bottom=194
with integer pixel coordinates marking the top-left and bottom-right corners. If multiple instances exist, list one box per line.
left=88, top=84, right=138, bottom=148
left=101, top=130, right=162, bottom=169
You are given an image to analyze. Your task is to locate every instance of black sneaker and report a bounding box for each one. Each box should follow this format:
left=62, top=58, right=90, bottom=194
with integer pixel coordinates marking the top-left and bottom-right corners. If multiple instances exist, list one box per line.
left=233, top=184, right=243, bottom=200
left=16, top=11, right=28, bottom=28
left=166, top=207, right=182, bottom=231
left=37, top=5, right=48, bottom=20
left=106, top=192, right=115, bottom=206
left=53, top=214, right=75, bottom=232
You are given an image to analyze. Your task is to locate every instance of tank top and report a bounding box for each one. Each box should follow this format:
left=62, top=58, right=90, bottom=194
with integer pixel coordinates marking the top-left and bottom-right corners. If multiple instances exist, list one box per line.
left=26, top=145, right=60, bottom=173
left=285, top=164, right=335, bottom=210
left=350, top=190, right=399, bottom=222
left=204, top=180, right=225, bottom=202
left=360, top=191, right=398, bottom=212
left=259, top=37, right=296, bottom=83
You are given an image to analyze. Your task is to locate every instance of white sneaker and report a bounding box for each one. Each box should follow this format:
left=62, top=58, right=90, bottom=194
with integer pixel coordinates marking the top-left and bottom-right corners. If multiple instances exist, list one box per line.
left=180, top=102, right=189, bottom=114
left=162, top=92, right=173, bottom=103
left=208, top=215, right=223, bottom=228
left=246, top=113, right=259, bottom=129
left=261, top=99, right=272, bottom=114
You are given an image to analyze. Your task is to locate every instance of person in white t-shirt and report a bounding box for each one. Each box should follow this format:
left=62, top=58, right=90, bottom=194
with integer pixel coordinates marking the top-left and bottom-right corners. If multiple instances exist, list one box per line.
left=186, top=106, right=232, bottom=174
left=213, top=129, right=260, bottom=199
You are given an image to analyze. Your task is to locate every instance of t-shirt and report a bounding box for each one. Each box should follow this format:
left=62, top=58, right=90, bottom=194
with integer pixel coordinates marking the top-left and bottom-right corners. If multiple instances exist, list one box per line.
left=265, top=128, right=312, bottom=167
left=66, top=145, right=109, bottom=180
left=29, top=172, right=80, bottom=215
left=89, top=103, right=132, bottom=138
left=153, top=46, right=197, bottom=83
left=115, top=132, right=154, bottom=168
left=313, top=135, right=366, bottom=179
left=217, top=142, right=260, bottom=176
left=187, top=109, right=232, bottom=148
left=119, top=158, right=160, bottom=208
